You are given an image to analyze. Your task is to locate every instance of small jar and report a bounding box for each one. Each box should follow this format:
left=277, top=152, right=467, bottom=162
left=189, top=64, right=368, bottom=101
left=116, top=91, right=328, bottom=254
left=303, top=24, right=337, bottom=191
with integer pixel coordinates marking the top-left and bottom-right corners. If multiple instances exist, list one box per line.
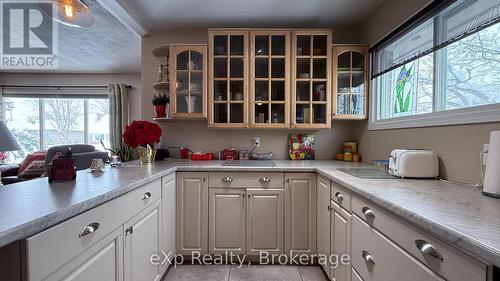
left=344, top=152, right=353, bottom=162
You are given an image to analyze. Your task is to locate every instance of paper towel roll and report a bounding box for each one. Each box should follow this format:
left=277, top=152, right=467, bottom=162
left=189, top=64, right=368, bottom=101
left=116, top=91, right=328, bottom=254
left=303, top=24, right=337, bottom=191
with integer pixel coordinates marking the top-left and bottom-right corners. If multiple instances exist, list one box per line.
left=483, top=131, right=500, bottom=197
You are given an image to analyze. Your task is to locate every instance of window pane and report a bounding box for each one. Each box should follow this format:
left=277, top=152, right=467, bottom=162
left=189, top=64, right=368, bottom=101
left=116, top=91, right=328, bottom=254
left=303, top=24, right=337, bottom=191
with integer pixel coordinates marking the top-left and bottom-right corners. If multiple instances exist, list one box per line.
left=88, top=99, right=109, bottom=150
left=44, top=98, right=85, bottom=149
left=2, top=97, right=40, bottom=161
left=444, top=24, right=500, bottom=110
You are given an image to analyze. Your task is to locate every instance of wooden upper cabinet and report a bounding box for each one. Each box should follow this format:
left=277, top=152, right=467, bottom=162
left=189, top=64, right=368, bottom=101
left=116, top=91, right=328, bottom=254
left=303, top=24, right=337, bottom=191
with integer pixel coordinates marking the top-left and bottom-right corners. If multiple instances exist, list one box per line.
left=332, top=45, right=369, bottom=120
left=208, top=30, right=249, bottom=128
left=170, top=44, right=208, bottom=119
left=291, top=30, right=332, bottom=129
left=249, top=30, right=290, bottom=128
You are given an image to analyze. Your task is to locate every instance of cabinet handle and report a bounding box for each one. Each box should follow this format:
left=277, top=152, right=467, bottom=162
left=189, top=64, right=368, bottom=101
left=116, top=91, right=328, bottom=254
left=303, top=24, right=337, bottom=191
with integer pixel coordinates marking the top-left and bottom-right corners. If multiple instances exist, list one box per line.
left=221, top=177, right=234, bottom=183
left=328, top=199, right=334, bottom=211
left=78, top=222, right=100, bottom=238
left=362, top=207, right=375, bottom=220
left=259, top=177, right=271, bottom=183
left=125, top=226, right=134, bottom=236
left=415, top=240, right=443, bottom=261
left=362, top=251, right=375, bottom=265
left=335, top=192, right=344, bottom=201
left=141, top=192, right=152, bottom=200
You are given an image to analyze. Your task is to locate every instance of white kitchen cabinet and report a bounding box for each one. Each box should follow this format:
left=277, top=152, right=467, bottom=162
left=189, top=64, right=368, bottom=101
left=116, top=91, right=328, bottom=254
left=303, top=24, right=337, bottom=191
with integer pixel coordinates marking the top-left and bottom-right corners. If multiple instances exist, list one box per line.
left=285, top=173, right=317, bottom=255
left=317, top=175, right=331, bottom=277
left=124, top=200, right=162, bottom=281
left=331, top=200, right=352, bottom=281
left=161, top=174, right=176, bottom=275
left=176, top=172, right=209, bottom=255
left=246, top=189, right=284, bottom=255
left=209, top=188, right=246, bottom=254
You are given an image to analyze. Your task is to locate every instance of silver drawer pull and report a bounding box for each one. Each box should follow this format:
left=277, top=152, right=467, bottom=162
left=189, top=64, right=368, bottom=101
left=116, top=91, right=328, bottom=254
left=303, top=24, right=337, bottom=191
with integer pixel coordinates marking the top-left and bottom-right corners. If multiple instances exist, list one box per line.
left=415, top=240, right=443, bottom=261
left=335, top=192, right=344, bottom=201
left=78, top=222, right=100, bottom=238
left=362, top=251, right=376, bottom=265
left=259, top=177, right=271, bottom=183
left=362, top=207, right=375, bottom=220
left=141, top=192, right=152, bottom=200
left=221, top=177, right=234, bottom=183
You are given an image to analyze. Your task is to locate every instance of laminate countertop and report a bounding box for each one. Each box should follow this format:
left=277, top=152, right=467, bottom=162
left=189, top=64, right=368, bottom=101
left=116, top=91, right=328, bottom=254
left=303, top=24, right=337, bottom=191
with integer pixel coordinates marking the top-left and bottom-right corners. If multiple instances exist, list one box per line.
left=0, top=160, right=499, bottom=267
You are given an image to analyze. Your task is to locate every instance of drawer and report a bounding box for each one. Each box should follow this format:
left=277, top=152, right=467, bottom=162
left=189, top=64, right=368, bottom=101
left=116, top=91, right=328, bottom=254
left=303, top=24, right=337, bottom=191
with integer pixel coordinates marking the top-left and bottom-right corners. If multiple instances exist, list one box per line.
left=26, top=179, right=161, bottom=281
left=331, top=181, right=351, bottom=211
left=209, top=172, right=284, bottom=188
left=352, top=215, right=444, bottom=281
left=352, top=196, right=487, bottom=281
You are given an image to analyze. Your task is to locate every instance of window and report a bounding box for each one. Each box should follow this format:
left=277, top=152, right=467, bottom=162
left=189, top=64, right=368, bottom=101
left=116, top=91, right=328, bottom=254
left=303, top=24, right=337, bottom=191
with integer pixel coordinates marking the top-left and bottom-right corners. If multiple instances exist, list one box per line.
left=1, top=88, right=109, bottom=162
left=371, top=0, right=500, bottom=129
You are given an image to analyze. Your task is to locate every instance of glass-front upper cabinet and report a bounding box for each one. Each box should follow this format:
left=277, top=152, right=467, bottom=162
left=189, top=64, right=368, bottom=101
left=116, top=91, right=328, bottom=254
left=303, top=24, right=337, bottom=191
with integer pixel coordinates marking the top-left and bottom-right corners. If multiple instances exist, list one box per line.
left=333, top=45, right=369, bottom=119
left=291, top=30, right=332, bottom=129
left=250, top=30, right=290, bottom=128
left=170, top=44, right=207, bottom=118
left=208, top=30, right=249, bottom=128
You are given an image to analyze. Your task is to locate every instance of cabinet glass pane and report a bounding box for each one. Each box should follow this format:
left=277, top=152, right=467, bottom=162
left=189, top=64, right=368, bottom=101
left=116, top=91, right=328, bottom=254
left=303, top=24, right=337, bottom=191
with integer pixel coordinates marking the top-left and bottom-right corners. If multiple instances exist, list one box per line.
left=214, top=58, right=227, bottom=78
left=271, top=35, right=285, bottom=56
left=190, top=51, right=203, bottom=70
left=214, top=36, right=227, bottom=55
left=230, top=35, right=244, bottom=55
left=296, top=36, right=310, bottom=56
left=352, top=94, right=365, bottom=115
left=255, top=81, right=268, bottom=101
left=230, top=58, right=244, bottom=78
left=313, top=82, right=326, bottom=101
left=191, top=72, right=203, bottom=94
left=338, top=52, right=350, bottom=71
left=313, top=104, right=327, bottom=123
left=214, top=81, right=227, bottom=101
left=177, top=51, right=189, bottom=70
left=296, top=58, right=310, bottom=78
left=338, top=73, right=350, bottom=93
left=176, top=72, right=189, bottom=92
left=313, top=35, right=327, bottom=56
left=313, top=58, right=326, bottom=78
left=230, top=81, right=244, bottom=101
left=271, top=58, right=285, bottom=78
left=176, top=93, right=187, bottom=113
left=214, top=103, right=228, bottom=123
left=352, top=52, right=364, bottom=71
left=271, top=104, right=285, bottom=123
left=352, top=73, right=365, bottom=93
left=296, top=104, right=311, bottom=124
left=271, top=81, right=285, bottom=101
left=337, top=94, right=349, bottom=114
left=255, top=103, right=268, bottom=123
left=230, top=103, right=244, bottom=123
left=296, top=81, right=310, bottom=101
left=255, top=35, right=269, bottom=55
left=255, top=58, right=268, bottom=78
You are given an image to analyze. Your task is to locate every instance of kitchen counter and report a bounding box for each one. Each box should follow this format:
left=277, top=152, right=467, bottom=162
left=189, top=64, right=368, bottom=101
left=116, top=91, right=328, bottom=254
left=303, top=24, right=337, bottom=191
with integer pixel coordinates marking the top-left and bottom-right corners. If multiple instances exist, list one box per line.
left=0, top=160, right=499, bottom=267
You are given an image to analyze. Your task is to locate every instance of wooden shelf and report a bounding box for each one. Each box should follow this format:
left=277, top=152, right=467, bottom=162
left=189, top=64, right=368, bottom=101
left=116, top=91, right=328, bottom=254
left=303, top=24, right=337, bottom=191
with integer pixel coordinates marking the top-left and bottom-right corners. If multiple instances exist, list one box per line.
left=153, top=81, right=170, bottom=90
left=153, top=116, right=207, bottom=122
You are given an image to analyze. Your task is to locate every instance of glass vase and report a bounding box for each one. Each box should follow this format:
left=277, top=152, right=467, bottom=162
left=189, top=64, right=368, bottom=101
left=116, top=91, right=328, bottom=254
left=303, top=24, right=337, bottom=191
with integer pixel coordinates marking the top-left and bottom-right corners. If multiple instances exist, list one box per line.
left=137, top=144, right=157, bottom=164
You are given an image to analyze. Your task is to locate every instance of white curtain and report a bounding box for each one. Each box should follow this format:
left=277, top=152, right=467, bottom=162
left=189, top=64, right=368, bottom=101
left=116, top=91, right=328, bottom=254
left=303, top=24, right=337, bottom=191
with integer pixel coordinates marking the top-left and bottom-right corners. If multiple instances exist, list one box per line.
left=108, top=84, right=130, bottom=149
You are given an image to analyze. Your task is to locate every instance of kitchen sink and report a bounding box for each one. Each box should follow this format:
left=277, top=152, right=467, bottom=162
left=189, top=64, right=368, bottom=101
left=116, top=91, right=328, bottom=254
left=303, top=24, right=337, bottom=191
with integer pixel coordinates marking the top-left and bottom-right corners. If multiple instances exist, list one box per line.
left=222, top=160, right=276, bottom=167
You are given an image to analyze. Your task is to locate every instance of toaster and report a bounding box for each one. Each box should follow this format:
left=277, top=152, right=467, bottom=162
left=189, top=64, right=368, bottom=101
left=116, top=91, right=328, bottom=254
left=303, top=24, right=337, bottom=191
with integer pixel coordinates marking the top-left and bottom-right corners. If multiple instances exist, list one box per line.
left=388, top=149, right=439, bottom=178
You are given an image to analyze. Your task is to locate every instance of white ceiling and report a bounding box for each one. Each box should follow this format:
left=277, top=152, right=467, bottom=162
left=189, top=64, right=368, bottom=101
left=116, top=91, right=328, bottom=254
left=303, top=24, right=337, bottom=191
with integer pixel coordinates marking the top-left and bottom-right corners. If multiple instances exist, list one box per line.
left=118, top=0, right=385, bottom=30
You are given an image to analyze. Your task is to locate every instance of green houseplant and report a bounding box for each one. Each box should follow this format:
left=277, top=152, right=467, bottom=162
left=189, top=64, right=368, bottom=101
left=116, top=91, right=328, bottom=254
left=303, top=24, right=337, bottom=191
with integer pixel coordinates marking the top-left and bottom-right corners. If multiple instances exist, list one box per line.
left=152, top=94, right=170, bottom=118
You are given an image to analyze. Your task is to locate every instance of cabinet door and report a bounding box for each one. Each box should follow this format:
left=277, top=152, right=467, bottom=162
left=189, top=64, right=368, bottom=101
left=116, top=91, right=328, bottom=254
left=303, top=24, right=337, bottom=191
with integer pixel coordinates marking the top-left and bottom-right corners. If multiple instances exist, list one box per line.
left=285, top=173, right=316, bottom=255
left=176, top=172, right=209, bottom=255
left=209, top=188, right=246, bottom=254
left=44, top=228, right=123, bottom=281
left=124, top=201, right=162, bottom=281
left=331, top=201, right=352, bottom=281
left=246, top=189, right=284, bottom=255
left=160, top=174, right=176, bottom=275
left=317, top=175, right=331, bottom=277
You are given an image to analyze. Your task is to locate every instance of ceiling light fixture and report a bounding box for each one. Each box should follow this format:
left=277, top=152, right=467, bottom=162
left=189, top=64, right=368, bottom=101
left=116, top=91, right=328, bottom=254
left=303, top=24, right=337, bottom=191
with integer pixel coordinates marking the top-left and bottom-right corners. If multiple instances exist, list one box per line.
left=40, top=0, right=95, bottom=28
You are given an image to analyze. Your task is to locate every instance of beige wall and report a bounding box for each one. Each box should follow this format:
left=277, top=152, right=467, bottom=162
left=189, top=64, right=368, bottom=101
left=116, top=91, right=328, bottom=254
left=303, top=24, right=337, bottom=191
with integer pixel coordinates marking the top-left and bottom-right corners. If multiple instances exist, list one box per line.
left=357, top=0, right=500, bottom=183
left=141, top=29, right=360, bottom=160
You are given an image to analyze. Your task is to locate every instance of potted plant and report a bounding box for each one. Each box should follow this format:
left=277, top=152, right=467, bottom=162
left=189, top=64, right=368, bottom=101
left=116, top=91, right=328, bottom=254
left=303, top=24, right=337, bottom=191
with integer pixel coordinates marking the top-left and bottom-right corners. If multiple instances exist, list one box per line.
left=123, top=121, right=162, bottom=164
left=152, top=94, right=170, bottom=118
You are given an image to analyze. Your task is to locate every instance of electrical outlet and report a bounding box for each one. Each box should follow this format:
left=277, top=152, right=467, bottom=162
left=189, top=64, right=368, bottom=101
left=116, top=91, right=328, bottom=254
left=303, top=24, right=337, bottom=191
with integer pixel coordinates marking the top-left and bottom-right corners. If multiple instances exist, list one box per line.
left=253, top=137, right=261, bottom=147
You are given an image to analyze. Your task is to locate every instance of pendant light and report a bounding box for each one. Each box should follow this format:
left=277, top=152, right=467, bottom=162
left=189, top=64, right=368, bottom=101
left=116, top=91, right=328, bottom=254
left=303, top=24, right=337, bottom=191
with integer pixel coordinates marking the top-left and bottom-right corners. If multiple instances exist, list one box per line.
left=40, top=0, right=95, bottom=28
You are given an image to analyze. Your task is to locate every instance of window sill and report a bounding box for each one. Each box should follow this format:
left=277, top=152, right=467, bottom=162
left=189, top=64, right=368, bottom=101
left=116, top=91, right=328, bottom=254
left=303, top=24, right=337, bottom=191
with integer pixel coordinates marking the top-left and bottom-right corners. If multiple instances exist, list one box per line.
left=368, top=103, right=500, bottom=130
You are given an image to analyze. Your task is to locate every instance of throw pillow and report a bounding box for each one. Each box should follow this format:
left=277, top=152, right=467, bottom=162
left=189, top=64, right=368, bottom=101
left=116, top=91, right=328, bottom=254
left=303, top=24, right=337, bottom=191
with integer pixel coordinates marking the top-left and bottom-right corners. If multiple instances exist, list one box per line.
left=18, top=160, right=45, bottom=179
left=18, top=151, right=46, bottom=175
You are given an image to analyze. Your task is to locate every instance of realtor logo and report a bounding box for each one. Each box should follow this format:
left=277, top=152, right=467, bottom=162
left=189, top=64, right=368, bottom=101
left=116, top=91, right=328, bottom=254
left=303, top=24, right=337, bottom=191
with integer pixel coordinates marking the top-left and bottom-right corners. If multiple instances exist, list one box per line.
left=1, top=1, right=58, bottom=69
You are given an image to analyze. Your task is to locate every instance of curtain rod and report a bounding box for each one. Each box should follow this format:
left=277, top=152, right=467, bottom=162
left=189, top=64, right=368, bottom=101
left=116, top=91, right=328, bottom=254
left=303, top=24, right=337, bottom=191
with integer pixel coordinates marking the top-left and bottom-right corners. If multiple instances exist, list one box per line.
left=1, top=85, right=133, bottom=89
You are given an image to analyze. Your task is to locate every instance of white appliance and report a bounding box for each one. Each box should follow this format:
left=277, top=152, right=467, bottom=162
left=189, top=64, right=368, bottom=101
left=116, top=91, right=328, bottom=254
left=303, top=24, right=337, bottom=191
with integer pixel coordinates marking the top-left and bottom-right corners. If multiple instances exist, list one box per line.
left=388, top=149, right=439, bottom=178
left=483, top=131, right=500, bottom=198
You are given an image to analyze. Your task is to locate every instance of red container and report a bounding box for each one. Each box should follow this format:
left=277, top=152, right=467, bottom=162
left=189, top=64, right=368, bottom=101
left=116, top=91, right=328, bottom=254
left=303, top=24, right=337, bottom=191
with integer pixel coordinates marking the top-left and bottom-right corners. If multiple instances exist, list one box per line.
left=181, top=148, right=189, bottom=159
left=155, top=105, right=166, bottom=118
left=220, top=148, right=237, bottom=160
left=191, top=153, right=214, bottom=161
left=48, top=158, right=76, bottom=183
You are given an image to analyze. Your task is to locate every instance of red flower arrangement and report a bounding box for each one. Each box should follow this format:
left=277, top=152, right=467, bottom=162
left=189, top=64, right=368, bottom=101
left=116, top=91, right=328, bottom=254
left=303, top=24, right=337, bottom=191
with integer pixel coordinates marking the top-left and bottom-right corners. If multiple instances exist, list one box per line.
left=123, top=121, right=162, bottom=148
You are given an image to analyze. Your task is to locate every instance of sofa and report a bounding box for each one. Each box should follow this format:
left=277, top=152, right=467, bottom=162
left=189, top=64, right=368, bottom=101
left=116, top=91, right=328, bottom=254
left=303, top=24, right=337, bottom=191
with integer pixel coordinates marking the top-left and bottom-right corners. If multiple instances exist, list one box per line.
left=1, top=144, right=108, bottom=185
